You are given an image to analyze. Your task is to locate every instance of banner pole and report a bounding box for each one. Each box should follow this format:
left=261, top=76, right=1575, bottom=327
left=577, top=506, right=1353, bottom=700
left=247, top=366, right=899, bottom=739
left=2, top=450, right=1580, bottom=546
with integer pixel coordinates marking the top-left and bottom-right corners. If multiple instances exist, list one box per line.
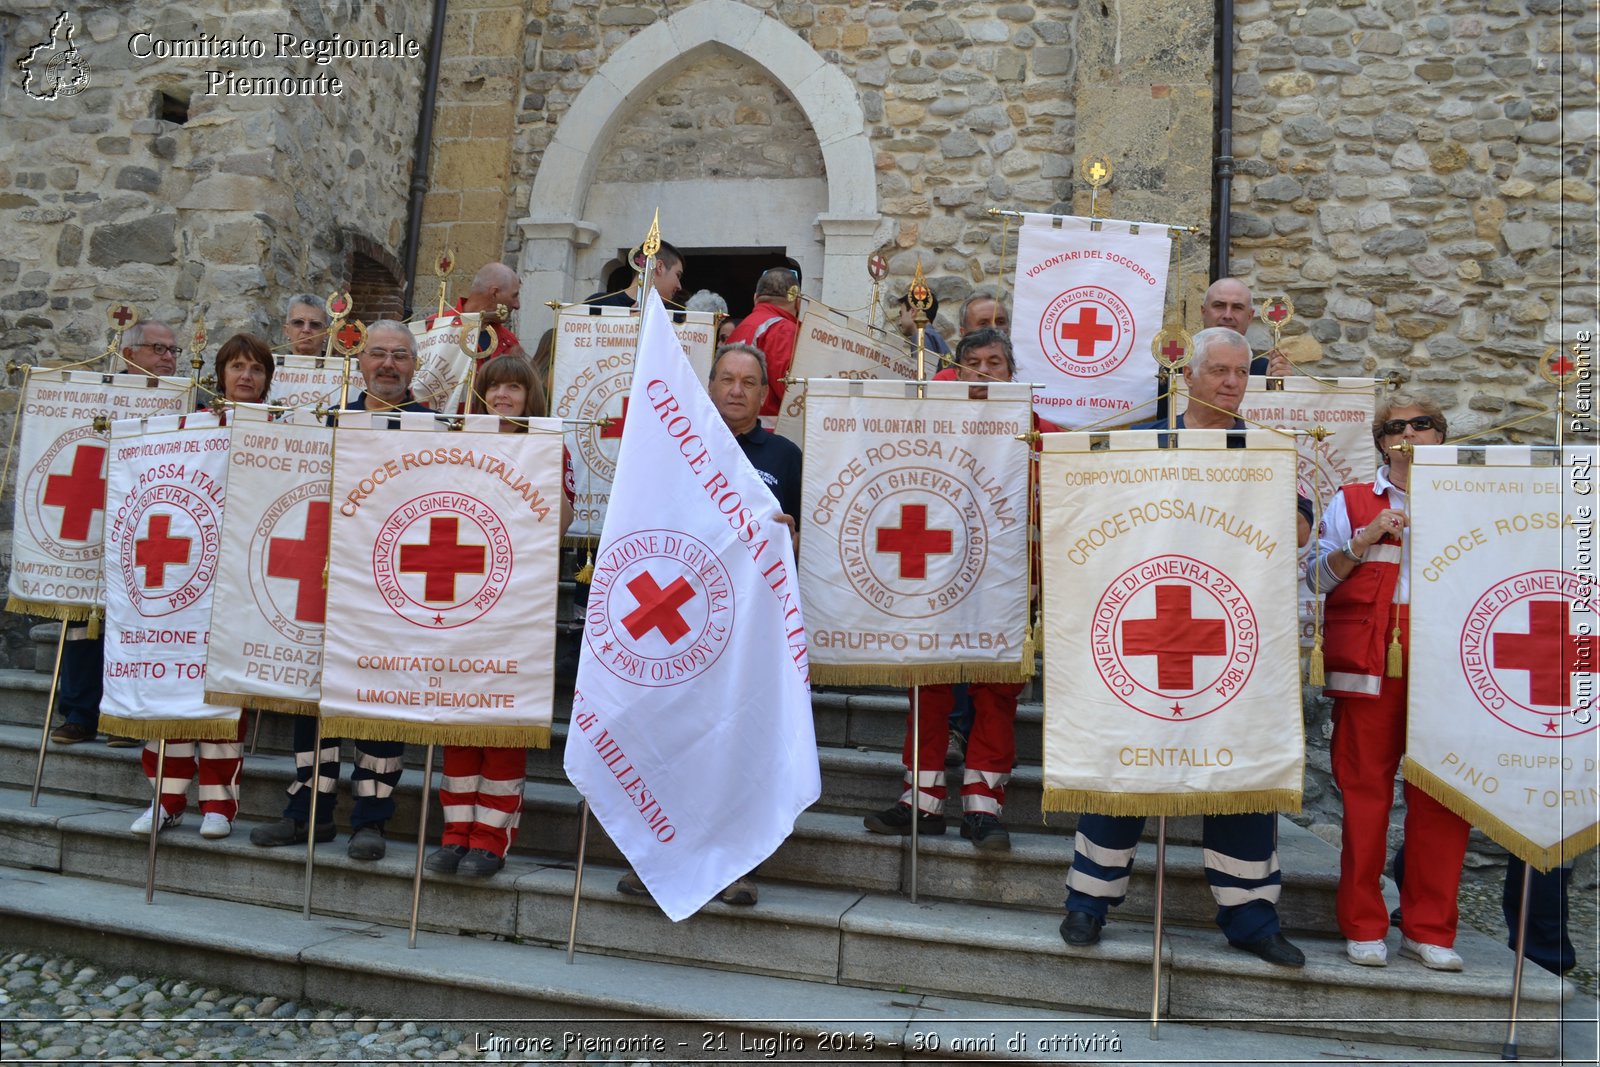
left=1501, top=862, right=1534, bottom=1060
left=29, top=622, right=69, bottom=807
left=302, top=717, right=324, bottom=920
left=144, top=740, right=166, bottom=904
left=1149, top=814, right=1167, bottom=1040
left=407, top=743, right=435, bottom=950
left=566, top=800, right=591, bottom=964
left=248, top=710, right=263, bottom=756
left=909, top=685, right=921, bottom=905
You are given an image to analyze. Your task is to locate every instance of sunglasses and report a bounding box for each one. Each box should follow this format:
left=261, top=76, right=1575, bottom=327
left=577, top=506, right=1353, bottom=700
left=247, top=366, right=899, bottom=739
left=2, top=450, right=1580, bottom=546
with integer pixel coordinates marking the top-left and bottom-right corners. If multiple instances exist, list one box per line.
left=1381, top=415, right=1438, bottom=435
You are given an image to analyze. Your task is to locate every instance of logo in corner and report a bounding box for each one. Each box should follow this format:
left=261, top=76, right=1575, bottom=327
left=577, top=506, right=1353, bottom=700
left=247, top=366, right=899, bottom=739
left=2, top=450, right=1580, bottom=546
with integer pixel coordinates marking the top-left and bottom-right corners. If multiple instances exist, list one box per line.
left=19, top=12, right=92, bottom=101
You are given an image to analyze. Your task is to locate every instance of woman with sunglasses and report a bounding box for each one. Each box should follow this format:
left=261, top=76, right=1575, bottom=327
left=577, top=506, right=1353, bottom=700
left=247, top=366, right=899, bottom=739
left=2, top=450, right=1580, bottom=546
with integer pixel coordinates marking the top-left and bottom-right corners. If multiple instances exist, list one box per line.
left=1312, top=394, right=1471, bottom=971
left=130, top=333, right=275, bottom=840
left=425, top=356, right=572, bottom=878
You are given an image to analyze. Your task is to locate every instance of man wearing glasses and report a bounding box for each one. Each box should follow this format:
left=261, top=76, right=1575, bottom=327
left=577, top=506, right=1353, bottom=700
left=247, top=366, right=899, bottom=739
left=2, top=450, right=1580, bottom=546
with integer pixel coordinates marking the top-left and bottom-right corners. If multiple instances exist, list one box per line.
left=283, top=295, right=329, bottom=357
left=122, top=321, right=182, bottom=377
left=250, top=321, right=428, bottom=861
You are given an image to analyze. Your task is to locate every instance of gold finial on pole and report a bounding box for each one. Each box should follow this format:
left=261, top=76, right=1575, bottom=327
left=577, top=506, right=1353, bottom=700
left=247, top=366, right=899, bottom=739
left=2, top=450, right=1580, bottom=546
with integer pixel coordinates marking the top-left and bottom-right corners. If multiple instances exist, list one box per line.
left=642, top=209, right=662, bottom=259
left=867, top=254, right=889, bottom=331
left=1260, top=294, right=1295, bottom=352
left=189, top=312, right=208, bottom=382
left=1079, top=155, right=1114, bottom=219
left=435, top=250, right=456, bottom=319
left=105, top=302, right=141, bottom=371
left=908, top=257, right=933, bottom=391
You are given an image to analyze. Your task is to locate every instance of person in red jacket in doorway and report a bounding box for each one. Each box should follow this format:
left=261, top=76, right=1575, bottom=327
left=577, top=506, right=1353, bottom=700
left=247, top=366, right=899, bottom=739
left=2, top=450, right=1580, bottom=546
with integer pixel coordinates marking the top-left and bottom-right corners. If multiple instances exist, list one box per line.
left=726, top=267, right=800, bottom=420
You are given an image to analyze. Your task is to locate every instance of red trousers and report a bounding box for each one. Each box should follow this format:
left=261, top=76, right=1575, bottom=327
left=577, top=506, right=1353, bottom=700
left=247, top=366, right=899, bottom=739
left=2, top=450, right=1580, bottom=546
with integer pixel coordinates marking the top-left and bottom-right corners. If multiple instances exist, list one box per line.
left=1330, top=613, right=1470, bottom=945
left=901, top=683, right=1022, bottom=816
left=142, top=715, right=248, bottom=818
left=440, top=745, right=526, bottom=856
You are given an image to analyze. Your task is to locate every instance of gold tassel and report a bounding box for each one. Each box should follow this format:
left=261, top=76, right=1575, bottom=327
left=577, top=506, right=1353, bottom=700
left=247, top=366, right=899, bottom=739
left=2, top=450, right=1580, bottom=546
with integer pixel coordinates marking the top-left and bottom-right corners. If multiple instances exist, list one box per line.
left=574, top=549, right=594, bottom=585
left=86, top=608, right=100, bottom=640
left=1386, top=625, right=1403, bottom=678
left=1020, top=615, right=1037, bottom=676
left=1308, top=632, right=1326, bottom=686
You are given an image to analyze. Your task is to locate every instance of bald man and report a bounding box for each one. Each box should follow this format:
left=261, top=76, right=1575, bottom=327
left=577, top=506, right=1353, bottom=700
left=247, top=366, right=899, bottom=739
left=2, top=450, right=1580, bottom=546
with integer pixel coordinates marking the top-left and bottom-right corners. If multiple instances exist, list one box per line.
left=429, top=261, right=522, bottom=360
left=1201, top=278, right=1291, bottom=377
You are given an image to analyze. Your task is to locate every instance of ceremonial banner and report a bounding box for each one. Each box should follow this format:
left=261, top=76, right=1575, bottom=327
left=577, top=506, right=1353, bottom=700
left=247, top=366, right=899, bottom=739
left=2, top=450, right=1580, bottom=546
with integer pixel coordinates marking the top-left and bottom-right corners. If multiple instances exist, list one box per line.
left=1012, top=213, right=1171, bottom=429
left=1180, top=375, right=1378, bottom=642
left=1404, top=445, right=1599, bottom=869
left=204, top=406, right=332, bottom=714
left=319, top=412, right=565, bottom=746
left=800, top=379, right=1032, bottom=685
left=1039, top=430, right=1304, bottom=814
left=551, top=305, right=717, bottom=538
left=772, top=306, right=918, bottom=450
left=269, top=354, right=363, bottom=411
left=409, top=312, right=484, bottom=413
left=100, top=412, right=240, bottom=741
left=8, top=370, right=190, bottom=618
left=564, top=290, right=817, bottom=922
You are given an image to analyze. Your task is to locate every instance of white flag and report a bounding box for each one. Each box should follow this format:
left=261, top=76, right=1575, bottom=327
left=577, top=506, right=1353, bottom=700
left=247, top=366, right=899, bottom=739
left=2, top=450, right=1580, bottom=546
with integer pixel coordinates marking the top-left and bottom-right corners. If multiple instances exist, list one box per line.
left=409, top=313, right=482, bottom=413
left=564, top=290, right=818, bottom=922
left=269, top=354, right=364, bottom=411
left=1012, top=213, right=1171, bottom=429
left=773, top=307, right=918, bottom=450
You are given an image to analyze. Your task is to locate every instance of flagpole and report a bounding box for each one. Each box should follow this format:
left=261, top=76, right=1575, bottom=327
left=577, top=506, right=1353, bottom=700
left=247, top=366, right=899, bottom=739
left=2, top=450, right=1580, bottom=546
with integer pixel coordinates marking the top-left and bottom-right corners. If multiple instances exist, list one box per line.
left=407, top=744, right=435, bottom=949
left=144, top=740, right=166, bottom=904
left=905, top=259, right=934, bottom=905
left=302, top=718, right=324, bottom=920
left=566, top=800, right=591, bottom=965
left=1149, top=815, right=1167, bottom=1039
left=1501, top=862, right=1534, bottom=1059
left=248, top=710, right=263, bottom=756
left=29, top=622, right=68, bottom=807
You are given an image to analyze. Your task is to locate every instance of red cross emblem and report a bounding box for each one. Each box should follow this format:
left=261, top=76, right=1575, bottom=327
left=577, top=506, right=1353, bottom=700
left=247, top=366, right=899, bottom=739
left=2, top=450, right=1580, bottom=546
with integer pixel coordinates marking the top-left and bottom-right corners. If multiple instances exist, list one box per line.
left=1549, top=351, right=1575, bottom=377
left=1059, top=306, right=1116, bottom=357
left=1121, top=584, right=1229, bottom=691
left=399, top=516, right=487, bottom=603
left=1266, top=302, right=1290, bottom=324
left=1494, top=600, right=1598, bottom=708
left=621, top=571, right=696, bottom=643
left=336, top=322, right=365, bottom=350
left=267, top=500, right=330, bottom=625
left=599, top=397, right=630, bottom=440
left=135, top=513, right=192, bottom=589
left=110, top=304, right=137, bottom=328
left=42, top=443, right=107, bottom=541
left=876, top=503, right=953, bottom=580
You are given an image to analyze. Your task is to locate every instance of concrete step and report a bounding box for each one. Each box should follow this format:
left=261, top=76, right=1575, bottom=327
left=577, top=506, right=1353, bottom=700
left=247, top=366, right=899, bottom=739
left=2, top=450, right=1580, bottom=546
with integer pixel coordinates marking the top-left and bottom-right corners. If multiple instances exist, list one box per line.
left=10, top=866, right=1555, bottom=1067
left=0, top=807, right=1580, bottom=1057
left=0, top=728, right=1342, bottom=933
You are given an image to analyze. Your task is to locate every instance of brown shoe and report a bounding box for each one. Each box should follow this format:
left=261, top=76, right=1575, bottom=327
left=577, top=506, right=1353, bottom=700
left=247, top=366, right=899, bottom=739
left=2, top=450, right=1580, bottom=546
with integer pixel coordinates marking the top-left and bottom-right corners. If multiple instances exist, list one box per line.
left=105, top=735, right=143, bottom=749
left=717, top=876, right=758, bottom=906
left=50, top=722, right=93, bottom=745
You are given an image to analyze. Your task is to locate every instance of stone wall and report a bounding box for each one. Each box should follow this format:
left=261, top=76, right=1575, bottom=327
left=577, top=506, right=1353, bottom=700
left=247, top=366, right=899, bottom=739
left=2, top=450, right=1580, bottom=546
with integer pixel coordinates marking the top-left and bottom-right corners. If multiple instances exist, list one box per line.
left=1227, top=0, right=1594, bottom=441
left=0, top=0, right=431, bottom=668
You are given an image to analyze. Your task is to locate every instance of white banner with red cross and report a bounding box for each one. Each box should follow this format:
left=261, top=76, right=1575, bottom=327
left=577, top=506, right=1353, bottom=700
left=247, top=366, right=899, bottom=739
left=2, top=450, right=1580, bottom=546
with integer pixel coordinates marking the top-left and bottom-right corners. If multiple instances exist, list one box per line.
left=269, top=354, right=364, bottom=411
left=318, top=411, right=565, bottom=747
left=772, top=306, right=918, bottom=451
left=551, top=305, right=717, bottom=539
left=99, top=412, right=240, bottom=741
left=1012, top=213, right=1171, bottom=430
left=1403, top=444, right=1599, bottom=869
left=7, top=370, right=191, bottom=620
left=564, top=290, right=817, bottom=923
left=1038, top=429, right=1304, bottom=815
left=799, top=379, right=1034, bottom=685
left=1179, top=375, right=1378, bottom=644
left=203, top=405, right=332, bottom=715
left=409, top=311, right=491, bottom=413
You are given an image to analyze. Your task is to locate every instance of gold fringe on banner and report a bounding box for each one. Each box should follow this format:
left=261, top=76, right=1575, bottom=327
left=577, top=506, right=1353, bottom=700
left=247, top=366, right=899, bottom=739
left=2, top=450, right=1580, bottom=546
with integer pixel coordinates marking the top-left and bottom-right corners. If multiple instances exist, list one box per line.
left=1040, top=787, right=1303, bottom=818
left=204, top=691, right=319, bottom=716
left=809, top=660, right=1032, bottom=687
left=96, top=714, right=242, bottom=743
left=1402, top=757, right=1600, bottom=873
left=5, top=598, right=95, bottom=622
left=319, top=716, right=552, bottom=750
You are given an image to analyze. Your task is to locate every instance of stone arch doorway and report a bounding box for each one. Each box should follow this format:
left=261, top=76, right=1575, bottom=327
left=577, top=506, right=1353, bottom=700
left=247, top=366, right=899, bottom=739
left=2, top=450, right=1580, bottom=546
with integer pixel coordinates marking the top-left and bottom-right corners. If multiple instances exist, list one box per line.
left=517, top=0, right=880, bottom=334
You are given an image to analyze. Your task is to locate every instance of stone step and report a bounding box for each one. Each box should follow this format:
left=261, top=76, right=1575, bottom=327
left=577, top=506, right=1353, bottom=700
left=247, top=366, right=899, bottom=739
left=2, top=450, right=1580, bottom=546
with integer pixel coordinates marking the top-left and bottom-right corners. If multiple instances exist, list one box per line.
left=0, top=798, right=1579, bottom=1057
left=8, top=866, right=1546, bottom=1067
left=0, top=730, right=1341, bottom=932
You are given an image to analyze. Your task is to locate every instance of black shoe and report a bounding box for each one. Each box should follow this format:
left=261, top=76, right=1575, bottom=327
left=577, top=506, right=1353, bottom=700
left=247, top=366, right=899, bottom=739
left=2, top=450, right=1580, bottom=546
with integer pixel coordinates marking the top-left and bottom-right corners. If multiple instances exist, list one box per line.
left=425, top=844, right=468, bottom=874
left=347, top=825, right=386, bottom=861
left=616, top=870, right=653, bottom=898
left=863, top=803, right=945, bottom=836
left=249, top=818, right=335, bottom=848
left=1060, top=911, right=1101, bottom=946
left=457, top=848, right=504, bottom=878
left=960, top=813, right=1011, bottom=852
left=1231, top=932, right=1306, bottom=968
left=1389, top=906, right=1402, bottom=928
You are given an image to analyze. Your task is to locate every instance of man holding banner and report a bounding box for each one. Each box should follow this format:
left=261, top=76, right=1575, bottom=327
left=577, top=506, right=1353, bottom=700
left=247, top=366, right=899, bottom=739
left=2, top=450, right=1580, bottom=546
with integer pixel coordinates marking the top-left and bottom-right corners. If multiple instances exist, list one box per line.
left=1311, top=395, right=1471, bottom=971
left=1059, top=328, right=1305, bottom=968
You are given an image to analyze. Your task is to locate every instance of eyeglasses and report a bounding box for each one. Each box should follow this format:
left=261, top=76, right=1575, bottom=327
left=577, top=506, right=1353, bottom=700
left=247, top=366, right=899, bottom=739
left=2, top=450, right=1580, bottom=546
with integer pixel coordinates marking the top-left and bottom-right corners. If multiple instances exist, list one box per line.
left=1381, top=415, right=1438, bottom=435
left=136, top=343, right=182, bottom=356
left=287, top=318, right=327, bottom=330
left=364, top=348, right=415, bottom=363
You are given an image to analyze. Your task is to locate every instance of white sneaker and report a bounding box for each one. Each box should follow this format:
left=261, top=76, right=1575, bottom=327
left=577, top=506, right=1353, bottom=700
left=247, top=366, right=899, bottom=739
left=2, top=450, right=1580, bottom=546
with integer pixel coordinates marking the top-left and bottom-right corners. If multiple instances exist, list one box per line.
left=199, top=813, right=232, bottom=839
left=129, top=805, right=182, bottom=836
left=1346, top=939, right=1388, bottom=967
left=1400, top=937, right=1463, bottom=971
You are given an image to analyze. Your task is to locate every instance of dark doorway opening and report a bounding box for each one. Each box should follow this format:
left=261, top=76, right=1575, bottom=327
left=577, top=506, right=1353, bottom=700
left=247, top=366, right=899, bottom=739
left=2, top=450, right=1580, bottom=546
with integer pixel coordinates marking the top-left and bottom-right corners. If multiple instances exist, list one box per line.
left=603, top=248, right=801, bottom=322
